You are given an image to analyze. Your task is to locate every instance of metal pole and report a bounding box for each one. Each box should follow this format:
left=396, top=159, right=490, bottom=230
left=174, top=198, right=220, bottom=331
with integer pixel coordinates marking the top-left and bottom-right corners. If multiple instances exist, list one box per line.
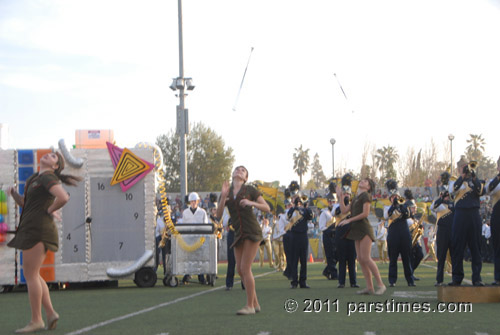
left=332, top=144, right=335, bottom=178
left=450, top=139, right=453, bottom=175
left=177, top=0, right=187, bottom=207
left=330, top=138, right=336, bottom=178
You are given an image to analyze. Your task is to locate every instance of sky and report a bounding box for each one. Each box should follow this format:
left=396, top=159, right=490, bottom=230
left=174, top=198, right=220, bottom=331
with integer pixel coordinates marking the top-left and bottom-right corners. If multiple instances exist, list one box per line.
left=1, top=0, right=500, bottom=188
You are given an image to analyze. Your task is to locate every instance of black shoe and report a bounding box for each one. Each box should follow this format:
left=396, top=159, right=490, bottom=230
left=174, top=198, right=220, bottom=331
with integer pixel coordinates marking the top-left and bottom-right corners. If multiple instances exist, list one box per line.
left=408, top=282, right=416, bottom=287
left=330, top=275, right=338, bottom=280
left=337, top=284, right=345, bottom=288
left=225, top=286, right=232, bottom=291
left=492, top=280, right=500, bottom=286
left=473, top=281, right=485, bottom=287
left=322, top=271, right=330, bottom=279
left=299, top=284, right=310, bottom=289
left=448, top=281, right=461, bottom=286
left=412, top=276, right=420, bottom=281
left=389, top=283, right=395, bottom=287
left=434, top=282, right=444, bottom=287
left=351, top=284, right=360, bottom=288
left=290, top=284, right=298, bottom=289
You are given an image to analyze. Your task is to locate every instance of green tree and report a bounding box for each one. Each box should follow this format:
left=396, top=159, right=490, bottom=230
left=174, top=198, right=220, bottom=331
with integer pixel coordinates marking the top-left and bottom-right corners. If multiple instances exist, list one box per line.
left=156, top=122, right=235, bottom=192
left=310, top=153, right=327, bottom=188
left=293, top=145, right=310, bottom=187
left=375, top=145, right=399, bottom=183
left=477, top=156, right=498, bottom=180
left=465, top=134, right=486, bottom=162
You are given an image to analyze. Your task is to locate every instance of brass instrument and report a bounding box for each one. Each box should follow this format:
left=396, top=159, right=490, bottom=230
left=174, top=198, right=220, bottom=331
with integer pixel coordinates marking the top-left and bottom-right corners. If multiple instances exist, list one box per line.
left=410, top=216, right=424, bottom=247
left=387, top=198, right=405, bottom=227
left=334, top=212, right=349, bottom=227
left=468, top=160, right=478, bottom=171
left=212, top=218, right=223, bottom=239
left=325, top=215, right=336, bottom=229
left=284, top=211, right=302, bottom=231
left=463, top=160, right=478, bottom=176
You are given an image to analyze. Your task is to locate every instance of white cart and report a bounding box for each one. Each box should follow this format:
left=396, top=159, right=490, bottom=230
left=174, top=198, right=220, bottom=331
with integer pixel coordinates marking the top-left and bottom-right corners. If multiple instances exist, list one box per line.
left=163, top=223, right=217, bottom=287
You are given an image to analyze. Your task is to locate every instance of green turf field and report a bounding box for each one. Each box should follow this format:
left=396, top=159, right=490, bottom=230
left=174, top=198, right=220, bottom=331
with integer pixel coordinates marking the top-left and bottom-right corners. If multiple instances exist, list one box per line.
left=1, top=261, right=499, bottom=335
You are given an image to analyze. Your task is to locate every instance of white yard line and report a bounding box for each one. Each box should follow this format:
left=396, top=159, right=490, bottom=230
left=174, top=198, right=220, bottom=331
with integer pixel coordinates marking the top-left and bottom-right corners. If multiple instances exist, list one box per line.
left=65, top=270, right=276, bottom=335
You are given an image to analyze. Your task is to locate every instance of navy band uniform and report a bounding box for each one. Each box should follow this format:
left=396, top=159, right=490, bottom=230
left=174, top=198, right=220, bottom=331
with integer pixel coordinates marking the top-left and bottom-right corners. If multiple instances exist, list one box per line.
left=449, top=160, right=485, bottom=286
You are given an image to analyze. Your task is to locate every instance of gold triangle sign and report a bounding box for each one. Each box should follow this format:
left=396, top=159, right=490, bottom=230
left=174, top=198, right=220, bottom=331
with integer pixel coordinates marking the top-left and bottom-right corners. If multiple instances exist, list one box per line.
left=110, top=148, right=150, bottom=186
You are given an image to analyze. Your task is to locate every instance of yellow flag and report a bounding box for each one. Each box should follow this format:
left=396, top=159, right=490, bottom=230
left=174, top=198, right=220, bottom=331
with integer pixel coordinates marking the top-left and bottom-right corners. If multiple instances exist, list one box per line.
left=309, top=238, right=320, bottom=258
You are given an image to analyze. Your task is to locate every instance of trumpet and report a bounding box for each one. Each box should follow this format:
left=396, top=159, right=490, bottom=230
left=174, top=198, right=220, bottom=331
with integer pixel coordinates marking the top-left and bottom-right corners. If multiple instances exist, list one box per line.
left=463, top=160, right=478, bottom=176
left=393, top=195, right=406, bottom=206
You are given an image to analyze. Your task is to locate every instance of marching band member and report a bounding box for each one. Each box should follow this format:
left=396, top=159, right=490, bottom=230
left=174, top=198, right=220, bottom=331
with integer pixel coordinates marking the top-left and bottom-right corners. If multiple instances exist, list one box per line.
left=318, top=193, right=338, bottom=280
left=384, top=180, right=415, bottom=287
left=282, top=183, right=298, bottom=280
left=486, top=156, right=500, bottom=285
left=405, top=190, right=423, bottom=280
left=287, top=194, right=313, bottom=288
left=334, top=186, right=358, bottom=289
left=431, top=172, right=454, bottom=286
left=449, top=156, right=485, bottom=286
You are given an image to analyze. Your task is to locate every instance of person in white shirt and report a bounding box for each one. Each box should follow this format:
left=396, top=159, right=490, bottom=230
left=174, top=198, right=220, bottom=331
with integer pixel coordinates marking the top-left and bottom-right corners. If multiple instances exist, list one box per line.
left=180, top=192, right=209, bottom=284
left=375, top=220, right=388, bottom=263
left=179, top=192, right=208, bottom=225
left=272, top=212, right=287, bottom=272
left=424, top=225, right=437, bottom=262
left=259, top=217, right=274, bottom=267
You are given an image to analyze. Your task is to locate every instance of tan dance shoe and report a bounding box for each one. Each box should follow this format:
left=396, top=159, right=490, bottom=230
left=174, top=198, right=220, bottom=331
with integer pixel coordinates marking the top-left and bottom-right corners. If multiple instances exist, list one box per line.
left=15, top=321, right=45, bottom=333
left=47, top=312, right=59, bottom=330
left=356, top=287, right=374, bottom=295
left=375, top=285, right=387, bottom=295
left=236, top=306, right=256, bottom=315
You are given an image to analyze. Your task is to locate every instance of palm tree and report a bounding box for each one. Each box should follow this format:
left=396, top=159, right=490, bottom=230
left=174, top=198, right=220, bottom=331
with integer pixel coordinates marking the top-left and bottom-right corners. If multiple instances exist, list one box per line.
left=465, top=134, right=486, bottom=162
left=293, top=145, right=310, bottom=187
left=374, top=145, right=399, bottom=183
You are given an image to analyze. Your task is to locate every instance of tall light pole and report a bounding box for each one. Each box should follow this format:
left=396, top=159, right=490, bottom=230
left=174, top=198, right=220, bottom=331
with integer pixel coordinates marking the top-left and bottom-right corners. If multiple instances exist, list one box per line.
left=170, top=0, right=195, bottom=208
left=448, top=134, right=454, bottom=175
left=330, top=138, right=336, bottom=178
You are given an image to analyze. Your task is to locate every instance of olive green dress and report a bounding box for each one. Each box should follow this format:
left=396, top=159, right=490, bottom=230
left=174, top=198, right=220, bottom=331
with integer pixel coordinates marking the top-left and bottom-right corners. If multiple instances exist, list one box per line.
left=8, top=172, right=60, bottom=252
left=224, top=184, right=263, bottom=248
left=345, top=191, right=375, bottom=242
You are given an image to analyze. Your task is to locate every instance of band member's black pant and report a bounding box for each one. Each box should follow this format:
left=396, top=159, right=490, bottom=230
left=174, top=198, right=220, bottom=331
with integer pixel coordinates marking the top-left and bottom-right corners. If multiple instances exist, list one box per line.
left=226, top=230, right=236, bottom=288
left=451, top=207, right=482, bottom=283
left=290, top=231, right=308, bottom=286
left=283, top=231, right=292, bottom=278
left=335, top=232, right=357, bottom=285
left=322, top=230, right=338, bottom=279
left=436, top=222, right=452, bottom=283
left=387, top=220, right=414, bottom=285
left=411, top=243, right=424, bottom=272
left=492, top=202, right=500, bottom=282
